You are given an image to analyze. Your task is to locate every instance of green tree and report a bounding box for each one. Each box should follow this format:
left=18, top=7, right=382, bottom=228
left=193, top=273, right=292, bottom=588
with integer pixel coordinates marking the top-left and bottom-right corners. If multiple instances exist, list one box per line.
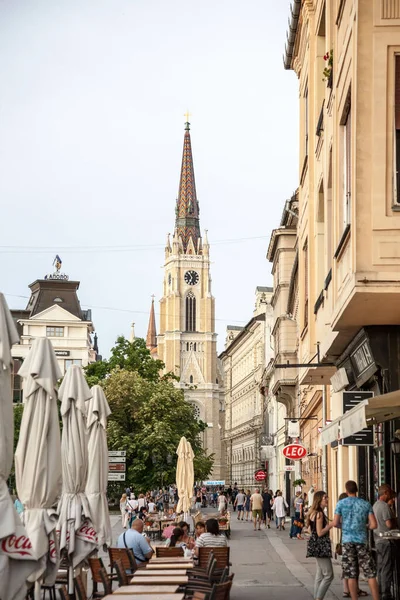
left=85, top=336, right=169, bottom=385
left=102, top=368, right=214, bottom=492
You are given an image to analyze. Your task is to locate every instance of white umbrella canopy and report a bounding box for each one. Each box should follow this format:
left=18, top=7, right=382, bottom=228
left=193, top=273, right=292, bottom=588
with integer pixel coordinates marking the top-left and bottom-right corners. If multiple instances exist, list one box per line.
left=57, top=365, right=98, bottom=570
left=0, top=293, right=39, bottom=600
left=176, top=436, right=195, bottom=519
left=14, top=337, right=63, bottom=588
left=85, top=385, right=112, bottom=548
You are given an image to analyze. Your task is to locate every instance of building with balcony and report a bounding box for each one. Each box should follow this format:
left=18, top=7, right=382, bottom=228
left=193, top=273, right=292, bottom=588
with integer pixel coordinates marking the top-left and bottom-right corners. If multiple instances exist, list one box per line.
left=11, top=272, right=98, bottom=402
left=220, top=287, right=273, bottom=487
left=284, top=0, right=400, bottom=501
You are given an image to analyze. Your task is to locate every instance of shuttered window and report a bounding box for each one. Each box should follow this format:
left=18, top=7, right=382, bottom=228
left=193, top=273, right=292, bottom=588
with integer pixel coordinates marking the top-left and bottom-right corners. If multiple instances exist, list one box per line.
left=185, top=292, right=196, bottom=332
left=395, top=55, right=400, bottom=204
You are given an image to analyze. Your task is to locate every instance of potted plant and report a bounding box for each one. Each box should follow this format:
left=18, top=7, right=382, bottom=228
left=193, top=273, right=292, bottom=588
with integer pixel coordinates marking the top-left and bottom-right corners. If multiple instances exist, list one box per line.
left=323, top=49, right=333, bottom=84
left=293, top=478, right=307, bottom=488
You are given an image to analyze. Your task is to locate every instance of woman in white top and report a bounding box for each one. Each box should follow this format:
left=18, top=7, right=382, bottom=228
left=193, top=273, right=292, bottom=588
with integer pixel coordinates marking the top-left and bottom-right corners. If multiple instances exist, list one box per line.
left=138, top=493, right=147, bottom=511
left=218, top=492, right=227, bottom=514
left=273, top=491, right=288, bottom=530
left=194, top=518, right=228, bottom=557
left=119, top=493, right=128, bottom=528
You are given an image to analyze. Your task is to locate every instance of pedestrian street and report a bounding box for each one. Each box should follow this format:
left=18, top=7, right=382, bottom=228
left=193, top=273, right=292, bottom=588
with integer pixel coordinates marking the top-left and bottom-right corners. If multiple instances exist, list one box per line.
left=101, top=509, right=369, bottom=600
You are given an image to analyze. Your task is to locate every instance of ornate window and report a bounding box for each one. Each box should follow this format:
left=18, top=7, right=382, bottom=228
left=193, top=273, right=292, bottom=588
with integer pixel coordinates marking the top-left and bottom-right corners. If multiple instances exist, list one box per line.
left=185, top=291, right=196, bottom=332
left=189, top=375, right=194, bottom=384
left=191, top=403, right=201, bottom=420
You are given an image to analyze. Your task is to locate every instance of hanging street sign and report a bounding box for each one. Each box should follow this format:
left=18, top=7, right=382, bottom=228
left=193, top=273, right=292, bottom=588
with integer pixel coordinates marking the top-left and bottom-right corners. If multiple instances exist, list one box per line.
left=282, top=443, right=307, bottom=460
left=108, top=463, right=126, bottom=472
left=108, top=473, right=126, bottom=481
left=108, top=456, right=126, bottom=463
left=108, top=451, right=126, bottom=457
left=284, top=465, right=296, bottom=472
left=254, top=469, right=267, bottom=482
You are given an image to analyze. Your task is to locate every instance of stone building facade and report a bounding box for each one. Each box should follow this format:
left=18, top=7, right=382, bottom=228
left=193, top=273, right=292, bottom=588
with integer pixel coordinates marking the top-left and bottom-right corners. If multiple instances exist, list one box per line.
left=220, top=287, right=273, bottom=487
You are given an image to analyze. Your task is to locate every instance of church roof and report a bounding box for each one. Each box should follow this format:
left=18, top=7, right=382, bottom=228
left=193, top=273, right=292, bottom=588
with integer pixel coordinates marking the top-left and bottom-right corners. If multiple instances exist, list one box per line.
left=146, top=297, right=157, bottom=350
left=175, top=122, right=201, bottom=253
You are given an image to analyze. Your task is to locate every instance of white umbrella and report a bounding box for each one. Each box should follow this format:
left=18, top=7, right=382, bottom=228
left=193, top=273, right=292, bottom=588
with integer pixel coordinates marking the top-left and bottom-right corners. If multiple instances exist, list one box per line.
left=15, top=337, right=63, bottom=597
left=176, top=437, right=194, bottom=522
left=85, top=385, right=112, bottom=548
left=0, top=293, right=39, bottom=600
left=57, top=365, right=97, bottom=593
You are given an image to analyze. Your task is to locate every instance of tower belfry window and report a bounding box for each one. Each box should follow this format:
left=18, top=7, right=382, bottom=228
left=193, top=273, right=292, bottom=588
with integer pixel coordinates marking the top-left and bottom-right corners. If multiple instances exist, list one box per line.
left=185, top=291, right=196, bottom=332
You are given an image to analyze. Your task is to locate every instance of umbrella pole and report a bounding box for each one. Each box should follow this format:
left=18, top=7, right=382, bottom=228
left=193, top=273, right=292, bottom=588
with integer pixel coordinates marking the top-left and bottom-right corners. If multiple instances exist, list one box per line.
left=68, top=562, right=74, bottom=595
left=34, top=580, right=41, bottom=600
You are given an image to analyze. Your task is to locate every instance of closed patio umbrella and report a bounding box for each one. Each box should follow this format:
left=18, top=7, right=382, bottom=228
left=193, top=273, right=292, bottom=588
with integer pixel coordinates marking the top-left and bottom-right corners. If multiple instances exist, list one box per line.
left=15, top=337, right=63, bottom=596
left=0, top=293, right=38, bottom=600
left=57, top=365, right=97, bottom=588
left=176, top=437, right=194, bottom=522
left=85, top=385, right=112, bottom=548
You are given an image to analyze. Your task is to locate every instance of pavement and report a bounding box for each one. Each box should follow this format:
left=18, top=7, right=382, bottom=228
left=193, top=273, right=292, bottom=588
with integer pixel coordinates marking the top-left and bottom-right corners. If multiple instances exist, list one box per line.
left=100, top=511, right=371, bottom=600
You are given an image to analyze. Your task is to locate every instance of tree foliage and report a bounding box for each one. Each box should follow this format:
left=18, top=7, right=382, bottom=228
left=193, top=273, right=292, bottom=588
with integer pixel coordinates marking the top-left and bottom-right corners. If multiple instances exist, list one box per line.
left=85, top=336, right=167, bottom=386
left=102, top=368, right=214, bottom=492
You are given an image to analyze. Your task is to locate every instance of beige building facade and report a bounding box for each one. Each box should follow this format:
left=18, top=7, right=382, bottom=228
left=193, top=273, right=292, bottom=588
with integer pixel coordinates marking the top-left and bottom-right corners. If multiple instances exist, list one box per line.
left=221, top=287, right=273, bottom=488
left=157, top=121, right=223, bottom=479
left=283, top=0, right=400, bottom=504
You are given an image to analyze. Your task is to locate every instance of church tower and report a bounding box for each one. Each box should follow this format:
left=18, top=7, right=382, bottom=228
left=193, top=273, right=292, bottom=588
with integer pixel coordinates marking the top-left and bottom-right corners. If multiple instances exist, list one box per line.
left=157, top=120, right=222, bottom=479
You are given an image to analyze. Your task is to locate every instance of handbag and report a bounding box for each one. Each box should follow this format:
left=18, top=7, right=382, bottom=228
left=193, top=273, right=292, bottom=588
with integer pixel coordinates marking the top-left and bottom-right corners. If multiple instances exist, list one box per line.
left=335, top=528, right=343, bottom=557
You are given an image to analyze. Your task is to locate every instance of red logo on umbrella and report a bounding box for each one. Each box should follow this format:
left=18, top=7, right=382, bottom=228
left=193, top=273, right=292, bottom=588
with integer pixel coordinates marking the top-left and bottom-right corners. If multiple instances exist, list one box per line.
left=0, top=534, right=34, bottom=558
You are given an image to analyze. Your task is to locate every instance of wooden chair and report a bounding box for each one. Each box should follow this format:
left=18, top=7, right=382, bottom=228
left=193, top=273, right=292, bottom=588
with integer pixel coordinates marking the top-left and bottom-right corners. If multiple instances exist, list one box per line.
left=59, top=587, right=70, bottom=600
left=156, top=546, right=184, bottom=557
left=98, top=566, right=113, bottom=594
left=108, top=547, right=137, bottom=576
left=190, top=552, right=215, bottom=577
left=88, top=557, right=116, bottom=597
left=74, top=575, right=87, bottom=600
left=210, top=579, right=232, bottom=600
left=114, top=558, right=130, bottom=586
left=189, top=557, right=217, bottom=582
left=198, top=547, right=230, bottom=570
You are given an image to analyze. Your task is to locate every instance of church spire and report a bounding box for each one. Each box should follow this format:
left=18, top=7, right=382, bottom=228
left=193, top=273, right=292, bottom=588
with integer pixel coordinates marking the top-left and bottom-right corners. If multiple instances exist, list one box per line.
left=175, top=119, right=201, bottom=253
left=146, top=296, right=157, bottom=351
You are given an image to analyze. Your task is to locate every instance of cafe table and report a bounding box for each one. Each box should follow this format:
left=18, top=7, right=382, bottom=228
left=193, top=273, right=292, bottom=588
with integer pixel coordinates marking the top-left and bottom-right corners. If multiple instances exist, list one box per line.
left=149, top=557, right=192, bottom=563
left=132, top=570, right=187, bottom=576
left=103, top=595, right=184, bottom=600
left=111, top=585, right=179, bottom=595
left=130, top=576, right=189, bottom=586
left=146, top=563, right=193, bottom=570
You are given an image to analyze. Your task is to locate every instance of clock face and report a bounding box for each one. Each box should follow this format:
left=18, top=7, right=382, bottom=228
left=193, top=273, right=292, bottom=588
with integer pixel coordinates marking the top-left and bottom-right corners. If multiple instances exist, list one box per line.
left=184, top=270, right=199, bottom=286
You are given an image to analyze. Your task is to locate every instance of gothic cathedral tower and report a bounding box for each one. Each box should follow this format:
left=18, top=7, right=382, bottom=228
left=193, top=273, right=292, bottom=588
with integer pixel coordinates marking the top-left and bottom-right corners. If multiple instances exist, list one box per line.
left=157, top=120, right=222, bottom=479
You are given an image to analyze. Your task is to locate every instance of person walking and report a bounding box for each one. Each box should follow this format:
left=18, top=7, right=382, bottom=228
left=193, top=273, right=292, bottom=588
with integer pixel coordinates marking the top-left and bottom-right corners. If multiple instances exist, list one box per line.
left=250, top=488, right=264, bottom=531
left=120, top=492, right=128, bottom=528
left=262, top=488, right=273, bottom=528
left=373, top=484, right=396, bottom=600
left=195, top=490, right=202, bottom=511
left=234, top=488, right=246, bottom=520
left=274, top=491, right=288, bottom=530
left=244, top=489, right=251, bottom=521
left=218, top=491, right=227, bottom=514
left=306, top=491, right=334, bottom=600
left=290, top=491, right=305, bottom=539
left=332, top=480, right=379, bottom=600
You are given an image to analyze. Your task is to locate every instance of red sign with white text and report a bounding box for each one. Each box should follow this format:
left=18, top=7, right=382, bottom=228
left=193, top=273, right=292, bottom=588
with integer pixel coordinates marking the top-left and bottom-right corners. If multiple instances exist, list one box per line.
left=282, top=444, right=307, bottom=460
left=254, top=469, right=267, bottom=482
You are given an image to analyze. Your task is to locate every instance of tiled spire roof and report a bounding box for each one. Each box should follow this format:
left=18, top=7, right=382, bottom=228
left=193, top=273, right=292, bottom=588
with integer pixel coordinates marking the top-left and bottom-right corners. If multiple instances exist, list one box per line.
left=175, top=121, right=201, bottom=253
left=146, top=297, right=157, bottom=350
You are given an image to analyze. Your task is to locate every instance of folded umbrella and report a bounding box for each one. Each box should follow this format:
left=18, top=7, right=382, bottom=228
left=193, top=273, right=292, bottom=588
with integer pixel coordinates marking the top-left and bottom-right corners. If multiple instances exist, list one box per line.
left=85, top=385, right=112, bottom=548
left=57, top=364, right=97, bottom=585
left=176, top=436, right=194, bottom=522
left=0, top=293, right=39, bottom=600
left=15, top=337, right=63, bottom=596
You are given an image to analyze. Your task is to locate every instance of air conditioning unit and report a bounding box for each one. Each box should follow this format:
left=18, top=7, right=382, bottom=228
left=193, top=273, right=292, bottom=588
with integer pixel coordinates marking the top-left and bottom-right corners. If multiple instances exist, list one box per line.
left=330, top=368, right=349, bottom=393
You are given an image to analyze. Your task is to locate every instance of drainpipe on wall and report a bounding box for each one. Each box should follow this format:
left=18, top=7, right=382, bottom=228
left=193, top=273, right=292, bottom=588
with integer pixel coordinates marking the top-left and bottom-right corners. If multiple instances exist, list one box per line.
left=322, top=385, right=328, bottom=491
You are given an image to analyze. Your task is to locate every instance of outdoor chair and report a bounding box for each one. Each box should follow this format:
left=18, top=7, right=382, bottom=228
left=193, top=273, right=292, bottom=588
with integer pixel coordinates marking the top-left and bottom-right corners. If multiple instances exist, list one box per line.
left=198, top=547, right=230, bottom=571
left=88, top=557, right=116, bottom=596
left=59, top=587, right=70, bottom=600
left=156, top=546, right=184, bottom=557
left=108, top=547, right=138, bottom=577
left=189, top=557, right=217, bottom=582
left=185, top=568, right=232, bottom=599
left=189, top=552, right=215, bottom=577
left=98, top=566, right=113, bottom=594
left=210, top=579, right=232, bottom=600
left=114, top=558, right=130, bottom=586
left=74, top=575, right=87, bottom=600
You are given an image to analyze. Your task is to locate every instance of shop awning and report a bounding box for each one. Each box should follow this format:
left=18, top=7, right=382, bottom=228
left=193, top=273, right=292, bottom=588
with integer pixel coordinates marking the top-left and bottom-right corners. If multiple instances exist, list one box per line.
left=320, top=389, right=400, bottom=446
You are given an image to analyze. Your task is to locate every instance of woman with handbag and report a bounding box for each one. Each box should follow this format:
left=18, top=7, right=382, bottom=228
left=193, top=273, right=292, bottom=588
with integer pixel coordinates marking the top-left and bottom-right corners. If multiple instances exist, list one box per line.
left=306, top=491, right=335, bottom=600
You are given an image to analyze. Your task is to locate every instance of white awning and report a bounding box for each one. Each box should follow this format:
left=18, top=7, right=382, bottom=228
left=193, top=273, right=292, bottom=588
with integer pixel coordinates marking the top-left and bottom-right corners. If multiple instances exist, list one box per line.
left=320, top=390, right=400, bottom=446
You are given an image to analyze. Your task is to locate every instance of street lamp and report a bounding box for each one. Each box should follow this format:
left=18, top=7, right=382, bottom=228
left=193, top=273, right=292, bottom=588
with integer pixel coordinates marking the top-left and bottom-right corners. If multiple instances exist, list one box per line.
left=390, top=430, right=400, bottom=454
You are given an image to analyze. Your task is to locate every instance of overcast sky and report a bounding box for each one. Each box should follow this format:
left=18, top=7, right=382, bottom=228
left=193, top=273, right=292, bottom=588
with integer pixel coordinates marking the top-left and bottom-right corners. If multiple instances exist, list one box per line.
left=0, top=0, right=299, bottom=357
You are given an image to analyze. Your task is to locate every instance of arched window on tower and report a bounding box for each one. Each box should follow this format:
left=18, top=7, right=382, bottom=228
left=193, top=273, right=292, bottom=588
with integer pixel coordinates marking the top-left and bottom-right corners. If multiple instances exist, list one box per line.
left=185, top=291, right=196, bottom=332
left=189, top=375, right=193, bottom=384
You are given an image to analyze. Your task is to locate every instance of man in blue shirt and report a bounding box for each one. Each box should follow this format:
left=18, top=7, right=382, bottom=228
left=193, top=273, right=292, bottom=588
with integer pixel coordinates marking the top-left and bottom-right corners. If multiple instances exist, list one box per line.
left=333, top=480, right=379, bottom=600
left=117, top=519, right=153, bottom=563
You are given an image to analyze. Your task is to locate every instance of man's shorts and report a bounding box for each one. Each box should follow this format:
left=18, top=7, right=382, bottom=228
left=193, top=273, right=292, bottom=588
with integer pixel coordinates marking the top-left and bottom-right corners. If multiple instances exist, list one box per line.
left=252, top=509, right=262, bottom=519
left=342, top=543, right=377, bottom=579
left=237, top=505, right=244, bottom=512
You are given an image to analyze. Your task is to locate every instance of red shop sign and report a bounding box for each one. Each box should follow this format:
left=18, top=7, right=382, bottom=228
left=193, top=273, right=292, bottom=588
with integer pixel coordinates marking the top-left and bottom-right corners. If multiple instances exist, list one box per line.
left=254, top=469, right=267, bottom=482
left=282, top=444, right=307, bottom=461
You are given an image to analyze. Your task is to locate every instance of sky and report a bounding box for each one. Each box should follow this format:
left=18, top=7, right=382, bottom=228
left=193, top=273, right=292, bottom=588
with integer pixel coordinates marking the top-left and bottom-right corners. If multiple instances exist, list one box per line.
left=0, top=0, right=299, bottom=357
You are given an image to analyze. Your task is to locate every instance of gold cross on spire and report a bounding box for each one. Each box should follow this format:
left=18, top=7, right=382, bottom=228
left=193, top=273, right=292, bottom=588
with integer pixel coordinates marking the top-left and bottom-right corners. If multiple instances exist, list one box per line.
left=184, top=110, right=191, bottom=122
